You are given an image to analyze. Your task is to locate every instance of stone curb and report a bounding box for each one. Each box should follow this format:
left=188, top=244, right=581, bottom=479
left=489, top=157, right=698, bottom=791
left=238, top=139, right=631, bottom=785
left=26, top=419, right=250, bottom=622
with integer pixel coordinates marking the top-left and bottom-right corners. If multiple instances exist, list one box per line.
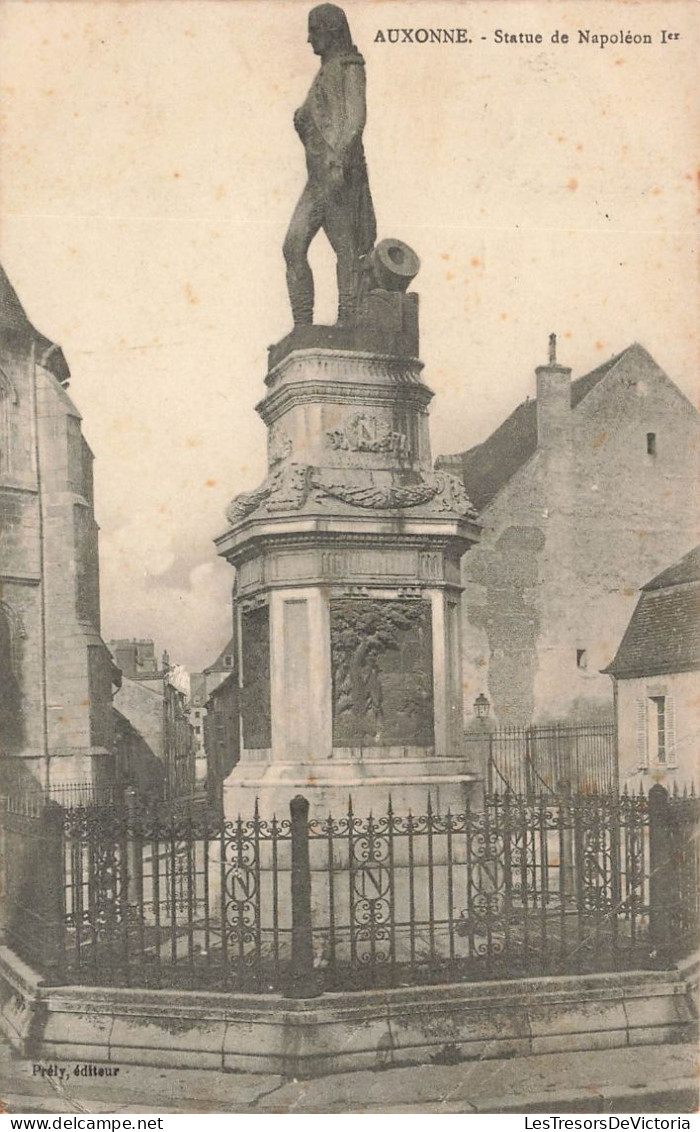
left=2, top=1078, right=697, bottom=1116
left=470, top=1080, right=699, bottom=1116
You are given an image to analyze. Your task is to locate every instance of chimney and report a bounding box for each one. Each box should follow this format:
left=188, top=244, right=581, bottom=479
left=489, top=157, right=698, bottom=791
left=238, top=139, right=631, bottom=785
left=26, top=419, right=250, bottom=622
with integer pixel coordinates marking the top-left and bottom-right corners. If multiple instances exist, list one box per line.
left=536, top=333, right=572, bottom=449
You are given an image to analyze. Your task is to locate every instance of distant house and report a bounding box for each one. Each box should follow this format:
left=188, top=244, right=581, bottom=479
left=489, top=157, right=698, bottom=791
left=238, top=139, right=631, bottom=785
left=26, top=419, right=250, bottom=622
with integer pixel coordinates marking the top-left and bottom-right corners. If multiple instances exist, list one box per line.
left=202, top=671, right=240, bottom=804
left=113, top=708, right=165, bottom=800
left=604, top=546, right=699, bottom=792
left=188, top=638, right=235, bottom=785
left=108, top=638, right=164, bottom=685
left=437, top=340, right=698, bottom=726
left=109, top=640, right=196, bottom=802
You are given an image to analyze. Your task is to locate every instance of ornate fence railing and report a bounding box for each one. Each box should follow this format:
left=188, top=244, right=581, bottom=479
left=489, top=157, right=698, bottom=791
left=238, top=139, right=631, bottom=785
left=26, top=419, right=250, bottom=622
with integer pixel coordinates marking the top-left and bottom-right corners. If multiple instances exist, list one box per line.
left=1, top=785, right=696, bottom=996
left=465, top=722, right=618, bottom=794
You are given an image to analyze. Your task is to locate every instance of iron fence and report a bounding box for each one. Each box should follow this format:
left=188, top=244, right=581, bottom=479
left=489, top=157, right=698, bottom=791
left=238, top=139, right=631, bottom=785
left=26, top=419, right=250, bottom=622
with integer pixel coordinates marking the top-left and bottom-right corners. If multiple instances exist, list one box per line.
left=466, top=722, right=618, bottom=794
left=1, top=784, right=696, bottom=997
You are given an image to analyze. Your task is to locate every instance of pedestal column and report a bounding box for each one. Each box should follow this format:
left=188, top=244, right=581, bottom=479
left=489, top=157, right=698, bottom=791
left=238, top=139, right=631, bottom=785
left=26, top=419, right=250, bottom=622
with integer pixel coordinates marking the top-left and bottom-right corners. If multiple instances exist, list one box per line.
left=217, top=315, right=480, bottom=818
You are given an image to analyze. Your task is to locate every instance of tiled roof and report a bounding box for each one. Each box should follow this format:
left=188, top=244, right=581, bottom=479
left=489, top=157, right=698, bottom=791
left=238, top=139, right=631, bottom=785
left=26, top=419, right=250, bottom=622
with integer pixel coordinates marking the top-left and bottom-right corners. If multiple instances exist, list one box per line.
left=436, top=343, right=662, bottom=512
left=642, top=545, right=700, bottom=591
left=204, top=637, right=235, bottom=674
left=604, top=547, right=700, bottom=679
left=456, top=398, right=538, bottom=512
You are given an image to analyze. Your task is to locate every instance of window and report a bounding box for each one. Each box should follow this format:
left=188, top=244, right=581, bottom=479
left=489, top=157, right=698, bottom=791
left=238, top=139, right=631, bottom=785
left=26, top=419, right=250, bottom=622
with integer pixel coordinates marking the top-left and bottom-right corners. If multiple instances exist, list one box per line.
left=576, top=648, right=588, bottom=670
left=224, top=655, right=233, bottom=667
left=649, top=696, right=666, bottom=762
left=646, top=432, right=657, bottom=456
left=640, top=693, right=676, bottom=767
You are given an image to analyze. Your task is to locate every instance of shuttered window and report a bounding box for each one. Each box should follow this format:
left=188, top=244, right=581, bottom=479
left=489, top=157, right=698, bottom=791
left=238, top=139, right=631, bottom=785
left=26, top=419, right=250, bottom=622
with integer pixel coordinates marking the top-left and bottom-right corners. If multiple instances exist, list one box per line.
left=638, top=688, right=675, bottom=769
left=649, top=696, right=666, bottom=763
left=666, top=696, right=677, bottom=767
left=636, top=697, right=648, bottom=768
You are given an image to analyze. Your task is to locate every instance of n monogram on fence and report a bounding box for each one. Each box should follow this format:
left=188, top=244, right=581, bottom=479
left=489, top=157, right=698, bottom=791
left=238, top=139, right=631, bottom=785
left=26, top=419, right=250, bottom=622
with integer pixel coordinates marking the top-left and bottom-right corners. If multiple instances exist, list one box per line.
left=1, top=785, right=697, bottom=996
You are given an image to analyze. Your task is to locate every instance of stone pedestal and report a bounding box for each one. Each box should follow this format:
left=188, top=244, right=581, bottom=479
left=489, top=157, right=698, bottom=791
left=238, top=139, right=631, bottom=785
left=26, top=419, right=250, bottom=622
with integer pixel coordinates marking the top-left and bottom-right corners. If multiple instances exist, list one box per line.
left=216, top=310, right=480, bottom=818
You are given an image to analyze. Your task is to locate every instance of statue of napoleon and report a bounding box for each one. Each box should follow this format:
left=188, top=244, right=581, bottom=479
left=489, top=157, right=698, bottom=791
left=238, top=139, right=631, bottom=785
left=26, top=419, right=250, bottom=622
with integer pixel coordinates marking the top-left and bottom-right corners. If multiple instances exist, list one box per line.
left=283, top=4, right=376, bottom=327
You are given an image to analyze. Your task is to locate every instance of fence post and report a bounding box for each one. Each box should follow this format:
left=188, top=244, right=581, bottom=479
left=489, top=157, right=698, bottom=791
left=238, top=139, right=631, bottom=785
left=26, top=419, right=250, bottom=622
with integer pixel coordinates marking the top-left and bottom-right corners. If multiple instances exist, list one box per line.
left=487, top=733, right=493, bottom=795
left=42, top=801, right=67, bottom=979
left=0, top=798, right=6, bottom=947
left=648, top=784, right=673, bottom=958
left=286, top=794, right=321, bottom=999
left=525, top=729, right=534, bottom=797
left=560, top=776, right=575, bottom=898
left=125, top=787, right=143, bottom=907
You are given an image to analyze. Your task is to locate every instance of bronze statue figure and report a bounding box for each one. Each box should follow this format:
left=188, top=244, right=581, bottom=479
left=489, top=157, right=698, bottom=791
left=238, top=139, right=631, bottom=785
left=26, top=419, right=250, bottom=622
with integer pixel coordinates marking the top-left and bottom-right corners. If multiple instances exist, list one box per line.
left=283, top=4, right=376, bottom=327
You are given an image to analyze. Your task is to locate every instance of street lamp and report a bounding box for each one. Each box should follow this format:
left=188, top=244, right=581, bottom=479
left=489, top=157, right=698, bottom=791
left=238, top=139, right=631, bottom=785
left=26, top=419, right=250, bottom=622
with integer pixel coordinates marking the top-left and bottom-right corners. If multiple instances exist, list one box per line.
left=474, top=693, right=490, bottom=721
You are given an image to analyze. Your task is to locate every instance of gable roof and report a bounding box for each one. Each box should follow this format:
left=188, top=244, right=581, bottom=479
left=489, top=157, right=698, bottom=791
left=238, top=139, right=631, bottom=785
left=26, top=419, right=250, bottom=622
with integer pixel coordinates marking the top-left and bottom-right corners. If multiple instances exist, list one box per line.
left=451, top=398, right=538, bottom=513
left=435, top=343, right=686, bottom=512
left=641, top=545, right=700, bottom=591
left=204, top=638, right=235, bottom=674
left=604, top=546, right=700, bottom=679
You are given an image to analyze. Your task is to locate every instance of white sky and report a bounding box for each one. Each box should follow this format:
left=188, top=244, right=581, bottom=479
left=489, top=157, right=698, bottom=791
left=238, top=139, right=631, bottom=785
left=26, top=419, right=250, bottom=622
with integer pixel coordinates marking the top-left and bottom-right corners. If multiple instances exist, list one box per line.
left=0, top=0, right=696, bottom=670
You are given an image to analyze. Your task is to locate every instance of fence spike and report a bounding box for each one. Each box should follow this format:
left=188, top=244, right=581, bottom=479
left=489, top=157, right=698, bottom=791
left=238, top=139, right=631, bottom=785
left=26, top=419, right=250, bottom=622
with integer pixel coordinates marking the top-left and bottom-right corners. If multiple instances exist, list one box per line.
left=387, top=794, right=394, bottom=818
left=691, top=781, right=696, bottom=797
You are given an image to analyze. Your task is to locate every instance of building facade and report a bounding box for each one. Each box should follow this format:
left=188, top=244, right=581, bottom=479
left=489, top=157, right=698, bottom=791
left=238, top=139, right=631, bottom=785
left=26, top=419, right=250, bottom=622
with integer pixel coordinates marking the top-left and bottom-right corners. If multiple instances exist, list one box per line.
left=108, top=639, right=164, bottom=684
left=188, top=637, right=235, bottom=784
left=604, top=546, right=699, bottom=792
left=437, top=341, right=698, bottom=725
left=0, top=265, right=115, bottom=791
left=108, top=640, right=196, bottom=802
left=202, top=670, right=239, bottom=804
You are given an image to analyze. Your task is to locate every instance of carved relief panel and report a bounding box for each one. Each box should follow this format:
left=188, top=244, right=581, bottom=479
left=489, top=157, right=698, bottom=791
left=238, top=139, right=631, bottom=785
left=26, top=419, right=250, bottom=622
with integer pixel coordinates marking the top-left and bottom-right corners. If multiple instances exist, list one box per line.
left=240, top=605, right=271, bottom=748
left=326, top=412, right=412, bottom=461
left=330, top=598, right=434, bottom=747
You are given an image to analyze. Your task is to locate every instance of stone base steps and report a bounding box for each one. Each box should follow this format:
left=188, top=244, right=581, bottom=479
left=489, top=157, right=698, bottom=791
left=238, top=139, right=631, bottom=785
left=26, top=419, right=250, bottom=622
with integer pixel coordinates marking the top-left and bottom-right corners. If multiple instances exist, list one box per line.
left=0, top=945, right=696, bottom=1079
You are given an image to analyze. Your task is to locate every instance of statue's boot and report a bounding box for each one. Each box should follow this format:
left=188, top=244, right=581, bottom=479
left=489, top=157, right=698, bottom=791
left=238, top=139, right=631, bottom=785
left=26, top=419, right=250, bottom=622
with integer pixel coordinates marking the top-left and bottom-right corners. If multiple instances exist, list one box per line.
left=286, top=262, right=314, bottom=326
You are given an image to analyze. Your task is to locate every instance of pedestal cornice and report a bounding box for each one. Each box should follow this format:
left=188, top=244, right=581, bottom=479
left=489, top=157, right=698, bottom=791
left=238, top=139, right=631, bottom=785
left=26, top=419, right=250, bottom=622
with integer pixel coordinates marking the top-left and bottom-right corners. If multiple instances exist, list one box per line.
left=257, top=379, right=433, bottom=428
left=265, top=346, right=424, bottom=386
left=215, top=512, right=480, bottom=567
